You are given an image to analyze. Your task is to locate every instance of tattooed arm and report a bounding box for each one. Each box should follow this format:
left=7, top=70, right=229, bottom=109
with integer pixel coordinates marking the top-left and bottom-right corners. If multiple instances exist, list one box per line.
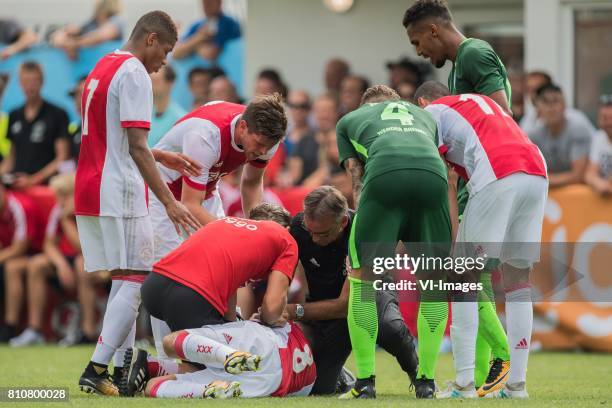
left=344, top=158, right=365, bottom=209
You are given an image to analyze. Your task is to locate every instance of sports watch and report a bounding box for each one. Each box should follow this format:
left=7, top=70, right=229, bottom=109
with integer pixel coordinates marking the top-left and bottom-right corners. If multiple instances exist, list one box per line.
left=295, top=304, right=305, bottom=320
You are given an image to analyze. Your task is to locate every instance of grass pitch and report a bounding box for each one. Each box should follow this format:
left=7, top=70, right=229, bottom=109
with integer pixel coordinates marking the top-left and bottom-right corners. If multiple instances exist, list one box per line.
left=0, top=346, right=610, bottom=407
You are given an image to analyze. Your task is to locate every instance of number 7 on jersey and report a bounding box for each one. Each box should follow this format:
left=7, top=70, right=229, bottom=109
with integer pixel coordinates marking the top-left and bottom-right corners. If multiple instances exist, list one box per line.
left=82, top=79, right=99, bottom=136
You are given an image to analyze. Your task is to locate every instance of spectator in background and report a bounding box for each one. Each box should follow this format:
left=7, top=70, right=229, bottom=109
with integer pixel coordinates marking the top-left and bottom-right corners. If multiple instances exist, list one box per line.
left=0, top=19, right=38, bottom=60
left=285, top=90, right=312, bottom=157
left=0, top=74, right=9, bottom=158
left=149, top=65, right=185, bottom=148
left=528, top=84, right=592, bottom=188
left=508, top=69, right=525, bottom=123
left=585, top=95, right=612, bottom=195
left=188, top=66, right=224, bottom=109
left=66, top=77, right=85, bottom=165
left=324, top=58, right=350, bottom=95
left=0, top=62, right=70, bottom=189
left=50, top=0, right=123, bottom=60
left=397, top=81, right=417, bottom=102
left=0, top=183, right=44, bottom=342
left=208, top=75, right=241, bottom=103
left=340, top=75, right=369, bottom=115
left=254, top=68, right=288, bottom=99
left=521, top=70, right=595, bottom=136
left=386, top=57, right=425, bottom=91
left=9, top=174, right=88, bottom=346
left=296, top=93, right=342, bottom=189
left=173, top=0, right=241, bottom=61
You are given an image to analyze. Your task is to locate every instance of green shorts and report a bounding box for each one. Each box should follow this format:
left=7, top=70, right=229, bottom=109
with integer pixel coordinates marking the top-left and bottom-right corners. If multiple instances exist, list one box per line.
left=349, top=169, right=452, bottom=274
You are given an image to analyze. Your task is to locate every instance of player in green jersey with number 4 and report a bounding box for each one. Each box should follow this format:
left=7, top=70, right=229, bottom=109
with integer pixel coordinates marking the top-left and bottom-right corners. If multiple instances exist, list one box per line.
left=336, top=85, right=452, bottom=399
left=402, top=0, right=512, bottom=398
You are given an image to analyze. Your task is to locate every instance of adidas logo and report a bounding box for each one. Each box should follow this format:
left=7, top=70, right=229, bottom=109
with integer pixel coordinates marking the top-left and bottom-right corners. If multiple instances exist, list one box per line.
left=223, top=333, right=233, bottom=344
left=515, top=338, right=528, bottom=350
left=310, top=258, right=320, bottom=267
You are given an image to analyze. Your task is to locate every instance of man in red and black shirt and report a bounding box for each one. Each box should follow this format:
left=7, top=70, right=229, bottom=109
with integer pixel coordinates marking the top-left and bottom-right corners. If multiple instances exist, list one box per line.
left=141, top=203, right=298, bottom=331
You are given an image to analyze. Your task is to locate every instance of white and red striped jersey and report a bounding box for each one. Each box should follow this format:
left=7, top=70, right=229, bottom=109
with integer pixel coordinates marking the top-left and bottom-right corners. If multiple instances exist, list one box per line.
left=426, top=94, right=547, bottom=195
left=153, top=101, right=278, bottom=200
left=272, top=323, right=317, bottom=397
left=75, top=51, right=153, bottom=217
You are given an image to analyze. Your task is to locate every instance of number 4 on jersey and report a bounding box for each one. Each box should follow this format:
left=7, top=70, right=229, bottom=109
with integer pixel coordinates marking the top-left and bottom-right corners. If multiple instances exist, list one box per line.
left=380, top=102, right=414, bottom=125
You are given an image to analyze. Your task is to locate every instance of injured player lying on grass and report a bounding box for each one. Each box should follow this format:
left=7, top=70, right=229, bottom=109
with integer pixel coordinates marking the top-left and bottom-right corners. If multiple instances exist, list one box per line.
left=121, top=317, right=316, bottom=398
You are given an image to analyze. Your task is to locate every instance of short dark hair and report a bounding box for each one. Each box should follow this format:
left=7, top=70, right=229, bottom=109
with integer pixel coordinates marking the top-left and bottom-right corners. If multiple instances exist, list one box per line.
left=344, top=75, right=370, bottom=94
left=413, top=80, right=450, bottom=102
left=257, top=68, right=288, bottom=99
left=162, top=65, right=176, bottom=82
left=19, top=61, right=43, bottom=79
left=535, top=83, right=563, bottom=101
left=249, top=202, right=291, bottom=227
left=304, top=186, right=348, bottom=223
left=243, top=93, right=288, bottom=143
left=129, top=10, right=178, bottom=45
left=361, top=85, right=400, bottom=105
left=402, top=0, right=452, bottom=29
left=188, top=66, right=225, bottom=83
left=527, top=70, right=552, bottom=86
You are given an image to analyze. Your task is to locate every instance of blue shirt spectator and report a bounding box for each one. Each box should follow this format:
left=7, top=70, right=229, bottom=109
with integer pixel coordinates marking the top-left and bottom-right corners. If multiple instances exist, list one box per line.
left=149, top=66, right=185, bottom=147
left=173, top=0, right=241, bottom=61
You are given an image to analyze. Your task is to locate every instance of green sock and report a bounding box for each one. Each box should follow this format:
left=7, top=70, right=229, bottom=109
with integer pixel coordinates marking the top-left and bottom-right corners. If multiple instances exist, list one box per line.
left=477, top=273, right=510, bottom=363
left=475, top=331, right=491, bottom=388
left=347, top=277, right=378, bottom=379
left=416, top=299, right=448, bottom=379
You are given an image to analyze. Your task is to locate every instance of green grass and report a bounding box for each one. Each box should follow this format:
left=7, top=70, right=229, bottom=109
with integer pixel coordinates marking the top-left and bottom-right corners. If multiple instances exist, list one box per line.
left=0, top=346, right=610, bottom=407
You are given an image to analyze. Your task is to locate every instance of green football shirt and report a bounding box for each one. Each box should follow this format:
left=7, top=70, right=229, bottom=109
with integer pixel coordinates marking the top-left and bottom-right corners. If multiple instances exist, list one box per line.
left=448, top=38, right=511, bottom=105
left=336, top=100, right=447, bottom=183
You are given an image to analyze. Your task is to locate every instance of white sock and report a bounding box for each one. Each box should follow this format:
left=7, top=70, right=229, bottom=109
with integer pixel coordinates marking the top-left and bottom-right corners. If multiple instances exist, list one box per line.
left=506, top=287, right=532, bottom=385
left=150, top=316, right=172, bottom=359
left=151, top=379, right=207, bottom=398
left=450, top=301, right=478, bottom=387
left=91, top=281, right=141, bottom=365
left=147, top=355, right=179, bottom=377
left=113, top=321, right=136, bottom=368
left=177, top=332, right=236, bottom=368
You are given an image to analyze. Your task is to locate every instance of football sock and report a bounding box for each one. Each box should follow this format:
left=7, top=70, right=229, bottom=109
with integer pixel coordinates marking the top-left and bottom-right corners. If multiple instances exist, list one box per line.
left=474, top=331, right=491, bottom=387
left=91, top=281, right=141, bottom=366
left=416, top=294, right=448, bottom=380
left=450, top=301, right=478, bottom=387
left=150, top=379, right=205, bottom=398
left=174, top=331, right=236, bottom=368
left=147, top=355, right=180, bottom=377
left=506, top=287, right=532, bottom=384
left=113, top=321, right=136, bottom=368
left=476, top=273, right=510, bottom=375
left=150, top=316, right=172, bottom=359
left=347, top=277, right=378, bottom=379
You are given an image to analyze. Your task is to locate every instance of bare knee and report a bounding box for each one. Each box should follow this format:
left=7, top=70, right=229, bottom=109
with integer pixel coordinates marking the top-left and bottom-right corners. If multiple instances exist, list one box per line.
left=5, top=257, right=28, bottom=281
left=162, top=331, right=186, bottom=358
left=27, top=254, right=51, bottom=277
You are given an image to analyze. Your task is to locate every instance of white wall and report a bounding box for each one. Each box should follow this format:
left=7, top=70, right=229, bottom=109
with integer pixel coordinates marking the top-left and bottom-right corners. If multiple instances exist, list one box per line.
left=3, top=0, right=246, bottom=37
left=245, top=0, right=523, bottom=99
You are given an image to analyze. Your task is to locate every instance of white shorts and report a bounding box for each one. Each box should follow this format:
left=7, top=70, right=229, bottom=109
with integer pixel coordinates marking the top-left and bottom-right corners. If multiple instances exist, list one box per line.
left=456, top=173, right=548, bottom=267
left=175, top=321, right=282, bottom=398
left=76, top=215, right=154, bottom=273
left=150, top=189, right=225, bottom=263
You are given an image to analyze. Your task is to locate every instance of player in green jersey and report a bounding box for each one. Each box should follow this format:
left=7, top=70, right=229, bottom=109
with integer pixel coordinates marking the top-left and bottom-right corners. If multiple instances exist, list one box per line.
left=337, top=85, right=451, bottom=399
left=402, top=0, right=511, bottom=397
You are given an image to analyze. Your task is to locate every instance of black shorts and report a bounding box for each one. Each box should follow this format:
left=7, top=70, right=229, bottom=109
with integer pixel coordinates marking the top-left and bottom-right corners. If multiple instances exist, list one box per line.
left=141, top=272, right=225, bottom=331
left=303, top=290, right=408, bottom=395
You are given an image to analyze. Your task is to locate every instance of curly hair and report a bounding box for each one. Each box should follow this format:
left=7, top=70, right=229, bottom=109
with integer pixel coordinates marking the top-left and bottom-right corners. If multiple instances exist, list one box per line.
left=402, top=0, right=452, bottom=28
